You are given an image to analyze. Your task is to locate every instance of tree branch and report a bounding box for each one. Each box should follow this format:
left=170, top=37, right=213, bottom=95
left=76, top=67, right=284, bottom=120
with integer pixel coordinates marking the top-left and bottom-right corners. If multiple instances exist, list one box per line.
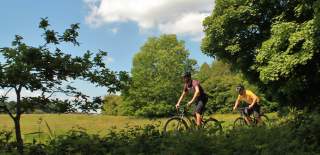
left=2, top=105, right=15, bottom=120
left=0, top=88, right=15, bottom=120
left=2, top=88, right=13, bottom=99
left=43, top=90, right=59, bottom=100
left=40, top=86, right=67, bottom=100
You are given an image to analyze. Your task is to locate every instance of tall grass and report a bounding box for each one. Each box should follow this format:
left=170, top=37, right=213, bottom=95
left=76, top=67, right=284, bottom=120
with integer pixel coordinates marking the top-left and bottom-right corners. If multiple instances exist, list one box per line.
left=0, top=112, right=319, bottom=154
left=0, top=113, right=277, bottom=142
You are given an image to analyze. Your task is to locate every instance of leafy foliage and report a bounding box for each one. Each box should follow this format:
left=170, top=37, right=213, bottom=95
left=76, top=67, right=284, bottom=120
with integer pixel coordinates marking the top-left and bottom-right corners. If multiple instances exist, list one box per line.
left=201, top=0, right=320, bottom=108
left=197, top=60, right=277, bottom=113
left=122, top=34, right=197, bottom=117
left=102, top=95, right=123, bottom=115
left=0, top=18, right=129, bottom=153
left=2, top=112, right=320, bottom=154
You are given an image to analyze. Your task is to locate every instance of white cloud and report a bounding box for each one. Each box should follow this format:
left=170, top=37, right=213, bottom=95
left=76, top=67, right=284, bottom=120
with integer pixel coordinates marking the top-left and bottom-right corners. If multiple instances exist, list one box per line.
left=159, top=12, right=210, bottom=41
left=84, top=0, right=215, bottom=41
left=110, top=27, right=118, bottom=34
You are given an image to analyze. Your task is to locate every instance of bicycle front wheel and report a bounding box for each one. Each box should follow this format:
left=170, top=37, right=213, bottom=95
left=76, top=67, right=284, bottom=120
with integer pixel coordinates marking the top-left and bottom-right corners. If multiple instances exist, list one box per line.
left=203, top=118, right=222, bottom=135
left=163, top=117, right=188, bottom=135
left=233, top=117, right=247, bottom=129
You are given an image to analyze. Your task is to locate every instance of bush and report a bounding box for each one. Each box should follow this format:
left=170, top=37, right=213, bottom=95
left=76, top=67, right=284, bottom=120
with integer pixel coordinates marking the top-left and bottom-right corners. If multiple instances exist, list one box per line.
left=0, top=129, right=16, bottom=154
left=3, top=112, right=320, bottom=154
left=46, top=130, right=107, bottom=155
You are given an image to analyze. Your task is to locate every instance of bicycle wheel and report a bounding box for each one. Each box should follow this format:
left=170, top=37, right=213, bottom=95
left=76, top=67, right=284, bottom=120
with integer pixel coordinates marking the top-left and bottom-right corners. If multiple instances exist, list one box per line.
left=203, top=118, right=222, bottom=135
left=256, top=114, right=269, bottom=126
left=233, top=117, right=247, bottom=129
left=163, top=117, right=188, bottom=134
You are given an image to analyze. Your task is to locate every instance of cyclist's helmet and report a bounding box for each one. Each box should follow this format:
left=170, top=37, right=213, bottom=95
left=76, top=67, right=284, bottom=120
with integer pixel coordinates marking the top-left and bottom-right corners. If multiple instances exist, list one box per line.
left=183, top=71, right=191, bottom=78
left=236, top=84, right=244, bottom=93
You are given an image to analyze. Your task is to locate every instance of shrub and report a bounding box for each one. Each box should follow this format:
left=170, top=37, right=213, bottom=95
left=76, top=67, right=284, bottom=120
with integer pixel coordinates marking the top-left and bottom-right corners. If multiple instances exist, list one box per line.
left=3, top=112, right=320, bottom=154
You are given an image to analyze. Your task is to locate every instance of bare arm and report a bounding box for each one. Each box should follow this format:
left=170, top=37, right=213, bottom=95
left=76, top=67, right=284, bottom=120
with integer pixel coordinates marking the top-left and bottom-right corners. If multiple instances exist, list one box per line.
left=177, top=91, right=186, bottom=105
left=187, top=86, right=200, bottom=105
left=176, top=91, right=186, bottom=108
left=233, top=98, right=240, bottom=110
left=249, top=96, right=258, bottom=108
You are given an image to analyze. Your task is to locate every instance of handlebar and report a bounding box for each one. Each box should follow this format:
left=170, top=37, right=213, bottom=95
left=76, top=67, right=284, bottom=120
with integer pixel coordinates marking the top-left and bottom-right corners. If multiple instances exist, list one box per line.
left=176, top=105, right=188, bottom=113
left=176, top=104, right=193, bottom=116
left=236, top=107, right=248, bottom=116
left=237, top=107, right=246, bottom=111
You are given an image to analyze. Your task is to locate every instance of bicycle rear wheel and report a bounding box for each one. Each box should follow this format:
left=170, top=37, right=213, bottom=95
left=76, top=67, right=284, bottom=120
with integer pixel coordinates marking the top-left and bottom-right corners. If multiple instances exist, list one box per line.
left=203, top=118, right=222, bottom=135
left=163, top=117, right=188, bottom=135
left=256, top=114, right=269, bottom=126
left=233, top=117, right=247, bottom=129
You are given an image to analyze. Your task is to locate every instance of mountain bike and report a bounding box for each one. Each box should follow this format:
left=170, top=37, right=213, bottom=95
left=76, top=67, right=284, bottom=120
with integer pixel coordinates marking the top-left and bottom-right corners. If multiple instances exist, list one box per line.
left=233, top=107, right=269, bottom=128
left=163, top=105, right=222, bottom=135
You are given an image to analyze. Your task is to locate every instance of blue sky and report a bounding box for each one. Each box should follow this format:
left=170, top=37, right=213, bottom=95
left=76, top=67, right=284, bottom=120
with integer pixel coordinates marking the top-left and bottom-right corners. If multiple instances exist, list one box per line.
left=0, top=0, right=214, bottom=98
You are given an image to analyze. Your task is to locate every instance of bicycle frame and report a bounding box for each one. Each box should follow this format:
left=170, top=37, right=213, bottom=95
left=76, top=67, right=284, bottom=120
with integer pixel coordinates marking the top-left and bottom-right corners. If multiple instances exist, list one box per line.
left=238, top=107, right=257, bottom=123
left=176, top=106, right=214, bottom=128
left=164, top=105, right=223, bottom=134
left=176, top=106, right=197, bottom=128
left=236, top=107, right=268, bottom=126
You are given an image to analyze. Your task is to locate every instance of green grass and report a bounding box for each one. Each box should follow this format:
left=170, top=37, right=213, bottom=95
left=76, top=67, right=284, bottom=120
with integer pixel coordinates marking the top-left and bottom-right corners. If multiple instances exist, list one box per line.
left=0, top=113, right=277, bottom=143
left=210, top=112, right=278, bottom=129
left=0, top=114, right=162, bottom=142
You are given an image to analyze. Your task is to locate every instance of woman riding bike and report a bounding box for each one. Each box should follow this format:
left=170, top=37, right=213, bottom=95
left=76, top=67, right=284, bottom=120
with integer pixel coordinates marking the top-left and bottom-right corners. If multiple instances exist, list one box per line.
left=175, top=72, right=208, bottom=127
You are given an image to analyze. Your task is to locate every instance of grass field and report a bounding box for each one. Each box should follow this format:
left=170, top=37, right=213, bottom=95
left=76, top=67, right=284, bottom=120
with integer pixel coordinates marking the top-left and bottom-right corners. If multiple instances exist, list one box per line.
left=0, top=113, right=277, bottom=143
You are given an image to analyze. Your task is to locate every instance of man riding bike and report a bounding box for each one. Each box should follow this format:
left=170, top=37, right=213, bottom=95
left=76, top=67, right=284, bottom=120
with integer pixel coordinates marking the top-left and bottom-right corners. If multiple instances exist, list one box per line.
left=233, top=84, right=261, bottom=125
left=175, top=72, right=208, bottom=126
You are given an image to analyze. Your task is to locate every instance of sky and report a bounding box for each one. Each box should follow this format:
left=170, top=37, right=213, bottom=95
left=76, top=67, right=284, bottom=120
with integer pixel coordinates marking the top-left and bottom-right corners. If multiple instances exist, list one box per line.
left=0, top=0, right=215, bottom=99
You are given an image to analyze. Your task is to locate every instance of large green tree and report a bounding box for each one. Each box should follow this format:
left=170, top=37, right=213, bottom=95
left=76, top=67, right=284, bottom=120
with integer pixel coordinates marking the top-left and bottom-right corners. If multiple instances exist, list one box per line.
left=122, top=34, right=196, bottom=117
left=202, top=0, right=320, bottom=108
left=197, top=60, right=277, bottom=113
left=102, top=95, right=123, bottom=115
left=0, top=18, right=128, bottom=153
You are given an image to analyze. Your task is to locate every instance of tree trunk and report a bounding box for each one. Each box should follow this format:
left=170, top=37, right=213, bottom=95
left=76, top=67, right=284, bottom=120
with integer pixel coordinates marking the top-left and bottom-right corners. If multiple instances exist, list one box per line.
left=14, top=117, right=24, bottom=154
left=14, top=86, right=24, bottom=154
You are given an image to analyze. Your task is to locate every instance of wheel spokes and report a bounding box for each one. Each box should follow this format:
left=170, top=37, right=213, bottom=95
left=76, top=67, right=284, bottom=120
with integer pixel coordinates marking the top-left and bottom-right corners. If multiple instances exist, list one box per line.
left=164, top=118, right=188, bottom=134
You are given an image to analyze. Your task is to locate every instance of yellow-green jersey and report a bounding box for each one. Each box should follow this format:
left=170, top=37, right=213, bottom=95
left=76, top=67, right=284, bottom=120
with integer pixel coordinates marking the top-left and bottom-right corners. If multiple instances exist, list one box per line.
left=237, top=90, right=260, bottom=105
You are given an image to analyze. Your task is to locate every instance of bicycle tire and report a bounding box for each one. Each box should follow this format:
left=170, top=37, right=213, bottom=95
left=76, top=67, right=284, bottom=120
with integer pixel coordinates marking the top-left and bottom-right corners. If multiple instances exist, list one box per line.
left=233, top=117, right=247, bottom=128
left=203, top=118, right=222, bottom=135
left=256, top=114, right=269, bottom=126
left=163, top=117, right=188, bottom=134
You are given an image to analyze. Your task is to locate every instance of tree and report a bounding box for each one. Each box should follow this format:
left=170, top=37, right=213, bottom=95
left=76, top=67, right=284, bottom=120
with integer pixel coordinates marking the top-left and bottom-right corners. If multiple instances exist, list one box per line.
left=102, top=95, right=123, bottom=115
left=197, top=60, right=277, bottom=113
left=196, top=62, right=211, bottom=82
left=122, top=34, right=197, bottom=117
left=201, top=0, right=320, bottom=108
left=197, top=61, right=241, bottom=113
left=0, top=18, right=129, bottom=153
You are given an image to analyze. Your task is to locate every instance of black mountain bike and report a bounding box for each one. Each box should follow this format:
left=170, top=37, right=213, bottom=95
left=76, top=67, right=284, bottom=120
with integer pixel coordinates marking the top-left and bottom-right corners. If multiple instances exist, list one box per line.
left=233, top=107, right=269, bottom=128
left=163, top=105, right=222, bottom=135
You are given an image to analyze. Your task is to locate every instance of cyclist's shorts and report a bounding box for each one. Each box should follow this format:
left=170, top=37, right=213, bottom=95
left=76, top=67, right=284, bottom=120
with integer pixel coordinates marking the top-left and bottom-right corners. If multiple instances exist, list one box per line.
left=244, top=103, right=261, bottom=117
left=194, top=94, right=208, bottom=115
